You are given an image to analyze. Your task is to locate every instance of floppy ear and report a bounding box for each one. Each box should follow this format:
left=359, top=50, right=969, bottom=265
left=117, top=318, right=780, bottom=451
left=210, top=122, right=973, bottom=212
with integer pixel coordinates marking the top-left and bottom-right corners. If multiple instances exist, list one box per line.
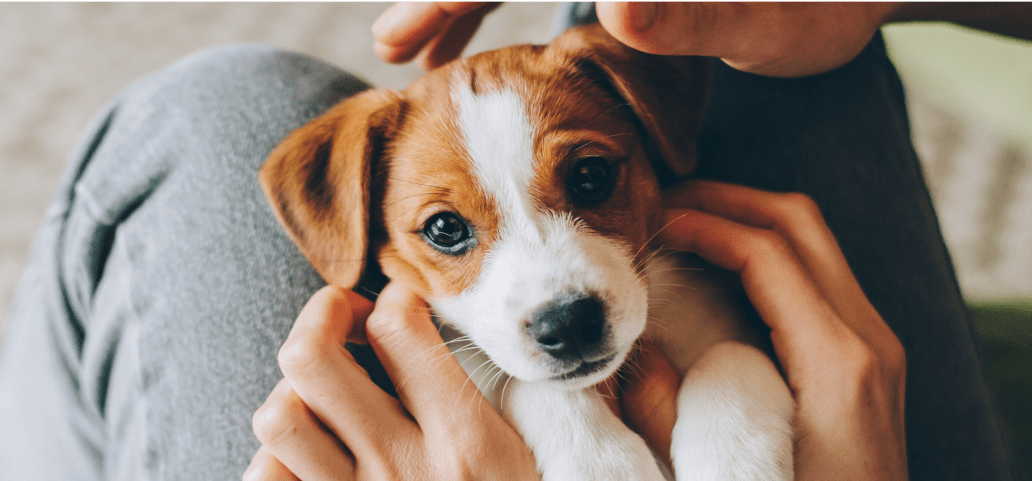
left=259, top=89, right=404, bottom=288
left=550, top=23, right=710, bottom=176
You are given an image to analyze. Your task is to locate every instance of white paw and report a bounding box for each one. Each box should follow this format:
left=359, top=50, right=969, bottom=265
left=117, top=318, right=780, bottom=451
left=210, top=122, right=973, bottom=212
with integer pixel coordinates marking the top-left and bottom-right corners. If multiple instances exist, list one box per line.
left=503, top=381, right=668, bottom=481
left=671, top=342, right=794, bottom=481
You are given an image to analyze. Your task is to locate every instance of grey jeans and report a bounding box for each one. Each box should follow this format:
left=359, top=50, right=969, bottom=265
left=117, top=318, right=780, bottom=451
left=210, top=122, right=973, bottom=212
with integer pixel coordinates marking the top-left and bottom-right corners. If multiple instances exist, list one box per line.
left=0, top=18, right=1018, bottom=481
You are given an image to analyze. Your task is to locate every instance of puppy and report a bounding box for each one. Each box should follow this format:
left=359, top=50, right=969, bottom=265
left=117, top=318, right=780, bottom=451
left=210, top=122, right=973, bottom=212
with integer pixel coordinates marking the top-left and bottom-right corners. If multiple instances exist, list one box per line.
left=260, top=24, right=794, bottom=481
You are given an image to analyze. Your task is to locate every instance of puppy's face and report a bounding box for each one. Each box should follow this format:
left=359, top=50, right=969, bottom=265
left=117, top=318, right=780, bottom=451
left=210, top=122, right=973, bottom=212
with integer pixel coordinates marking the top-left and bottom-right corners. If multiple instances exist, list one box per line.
left=260, top=24, right=709, bottom=389
left=376, top=51, right=662, bottom=387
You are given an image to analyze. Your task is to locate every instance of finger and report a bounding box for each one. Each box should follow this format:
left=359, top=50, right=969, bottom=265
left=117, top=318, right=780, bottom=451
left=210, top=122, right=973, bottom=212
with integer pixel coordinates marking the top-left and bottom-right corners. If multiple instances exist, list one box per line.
left=252, top=380, right=356, bottom=481
left=662, top=181, right=897, bottom=354
left=244, top=446, right=302, bottom=481
left=652, top=208, right=856, bottom=378
left=365, top=282, right=490, bottom=427
left=278, top=286, right=418, bottom=457
left=663, top=182, right=866, bottom=314
left=598, top=2, right=887, bottom=77
left=619, top=339, right=680, bottom=469
left=596, top=2, right=757, bottom=58
left=419, top=3, right=499, bottom=70
left=373, top=2, right=490, bottom=64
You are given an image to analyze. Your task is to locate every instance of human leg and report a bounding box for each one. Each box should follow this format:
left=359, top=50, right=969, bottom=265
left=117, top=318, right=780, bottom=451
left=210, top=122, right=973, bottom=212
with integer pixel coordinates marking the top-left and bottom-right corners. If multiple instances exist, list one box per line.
left=0, top=44, right=374, bottom=480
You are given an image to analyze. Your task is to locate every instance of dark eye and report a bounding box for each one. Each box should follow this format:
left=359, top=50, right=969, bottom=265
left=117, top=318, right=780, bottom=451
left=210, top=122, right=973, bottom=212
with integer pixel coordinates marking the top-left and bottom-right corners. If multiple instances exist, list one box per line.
left=423, top=212, right=474, bottom=254
left=567, top=157, right=615, bottom=205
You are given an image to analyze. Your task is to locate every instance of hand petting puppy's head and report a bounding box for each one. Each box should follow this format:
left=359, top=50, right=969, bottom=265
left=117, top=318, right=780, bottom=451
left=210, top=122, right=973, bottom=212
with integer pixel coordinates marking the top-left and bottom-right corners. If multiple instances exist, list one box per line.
left=261, top=24, right=709, bottom=389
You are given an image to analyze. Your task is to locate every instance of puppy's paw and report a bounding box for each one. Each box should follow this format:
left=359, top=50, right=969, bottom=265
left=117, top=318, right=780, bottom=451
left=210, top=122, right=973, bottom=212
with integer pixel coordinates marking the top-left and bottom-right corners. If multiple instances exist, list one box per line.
left=503, top=381, right=667, bottom=481
left=535, top=432, right=667, bottom=481
left=671, top=342, right=794, bottom=481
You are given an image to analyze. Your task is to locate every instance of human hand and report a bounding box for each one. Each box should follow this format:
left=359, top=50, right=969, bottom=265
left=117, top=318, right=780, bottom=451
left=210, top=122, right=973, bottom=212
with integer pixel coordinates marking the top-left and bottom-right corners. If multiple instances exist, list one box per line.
left=244, top=283, right=538, bottom=480
left=371, top=2, right=898, bottom=77
left=595, top=2, right=901, bottom=77
left=651, top=180, right=908, bottom=480
left=244, top=282, right=682, bottom=479
left=372, top=2, right=1032, bottom=77
left=372, top=2, right=500, bottom=70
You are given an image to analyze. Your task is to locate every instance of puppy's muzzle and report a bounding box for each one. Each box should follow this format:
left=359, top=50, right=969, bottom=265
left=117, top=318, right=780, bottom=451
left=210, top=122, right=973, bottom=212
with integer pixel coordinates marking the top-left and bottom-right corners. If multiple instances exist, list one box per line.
left=527, top=294, right=611, bottom=364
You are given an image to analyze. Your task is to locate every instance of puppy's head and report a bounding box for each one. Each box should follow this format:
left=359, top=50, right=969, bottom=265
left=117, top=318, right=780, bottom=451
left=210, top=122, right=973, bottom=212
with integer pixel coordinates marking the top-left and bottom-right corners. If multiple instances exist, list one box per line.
left=261, top=24, right=709, bottom=389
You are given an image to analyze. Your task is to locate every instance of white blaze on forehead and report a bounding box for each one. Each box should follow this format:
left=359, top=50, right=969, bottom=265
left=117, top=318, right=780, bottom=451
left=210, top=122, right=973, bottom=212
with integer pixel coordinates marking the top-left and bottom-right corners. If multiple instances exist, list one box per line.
left=456, top=84, right=538, bottom=230
left=440, top=83, right=649, bottom=385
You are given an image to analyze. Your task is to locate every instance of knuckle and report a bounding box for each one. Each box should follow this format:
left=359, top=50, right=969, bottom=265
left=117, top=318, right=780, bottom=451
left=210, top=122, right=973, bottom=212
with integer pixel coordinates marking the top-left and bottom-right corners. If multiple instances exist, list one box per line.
left=252, top=396, right=305, bottom=446
left=366, top=306, right=415, bottom=347
left=774, top=192, right=823, bottom=225
left=839, top=333, right=900, bottom=391
left=364, top=309, right=398, bottom=341
left=850, top=341, right=882, bottom=378
left=882, top=335, right=908, bottom=377
left=747, top=229, right=792, bottom=258
left=277, top=336, right=327, bottom=379
left=781, top=192, right=821, bottom=216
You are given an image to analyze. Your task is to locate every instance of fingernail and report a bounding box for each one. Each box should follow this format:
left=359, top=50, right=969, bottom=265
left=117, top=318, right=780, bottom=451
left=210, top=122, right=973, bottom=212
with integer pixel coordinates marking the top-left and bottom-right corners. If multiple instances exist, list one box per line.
left=628, top=2, right=657, bottom=32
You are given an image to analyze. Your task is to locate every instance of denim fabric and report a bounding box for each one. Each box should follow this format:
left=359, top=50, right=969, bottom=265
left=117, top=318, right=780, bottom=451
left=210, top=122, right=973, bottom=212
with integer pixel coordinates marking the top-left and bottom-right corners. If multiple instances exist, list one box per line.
left=0, top=12, right=1016, bottom=481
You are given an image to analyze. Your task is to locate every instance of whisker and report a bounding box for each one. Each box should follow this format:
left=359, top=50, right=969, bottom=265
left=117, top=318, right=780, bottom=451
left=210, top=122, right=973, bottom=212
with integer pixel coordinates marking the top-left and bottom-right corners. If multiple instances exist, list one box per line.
left=356, top=285, right=381, bottom=298
left=499, top=375, right=514, bottom=413
left=633, top=248, right=666, bottom=273
left=459, top=359, right=494, bottom=412
left=632, top=211, right=693, bottom=265
left=650, top=282, right=698, bottom=291
left=647, top=267, right=706, bottom=273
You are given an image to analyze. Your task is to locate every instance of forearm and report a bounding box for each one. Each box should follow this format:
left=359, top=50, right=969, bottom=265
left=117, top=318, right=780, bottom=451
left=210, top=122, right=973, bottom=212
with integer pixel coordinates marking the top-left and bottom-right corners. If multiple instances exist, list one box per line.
left=887, top=2, right=1032, bottom=41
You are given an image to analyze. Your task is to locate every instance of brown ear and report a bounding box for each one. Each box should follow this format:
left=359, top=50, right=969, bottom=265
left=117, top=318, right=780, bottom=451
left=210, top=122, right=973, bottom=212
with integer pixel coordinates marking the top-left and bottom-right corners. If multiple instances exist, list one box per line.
left=550, top=24, right=710, bottom=176
left=259, top=89, right=404, bottom=288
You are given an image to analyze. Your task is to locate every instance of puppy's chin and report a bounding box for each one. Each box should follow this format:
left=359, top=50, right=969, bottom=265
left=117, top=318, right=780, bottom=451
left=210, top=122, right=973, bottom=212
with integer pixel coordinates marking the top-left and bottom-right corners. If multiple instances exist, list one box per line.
left=483, top=320, right=639, bottom=390
left=538, top=349, right=628, bottom=390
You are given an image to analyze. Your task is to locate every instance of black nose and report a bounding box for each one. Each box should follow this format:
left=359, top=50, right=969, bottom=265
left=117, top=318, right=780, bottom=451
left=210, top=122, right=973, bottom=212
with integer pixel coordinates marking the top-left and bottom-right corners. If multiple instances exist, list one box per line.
left=527, top=295, right=608, bottom=362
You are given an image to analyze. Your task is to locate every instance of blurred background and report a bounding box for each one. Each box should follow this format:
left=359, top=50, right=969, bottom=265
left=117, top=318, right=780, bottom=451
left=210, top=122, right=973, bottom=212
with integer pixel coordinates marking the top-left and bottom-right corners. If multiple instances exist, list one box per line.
left=0, top=3, right=1028, bottom=478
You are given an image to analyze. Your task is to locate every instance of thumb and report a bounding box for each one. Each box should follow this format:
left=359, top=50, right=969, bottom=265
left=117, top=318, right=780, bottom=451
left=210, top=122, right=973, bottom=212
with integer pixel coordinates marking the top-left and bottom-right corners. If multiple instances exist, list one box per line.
left=596, top=2, right=746, bottom=58
left=365, top=282, right=488, bottom=425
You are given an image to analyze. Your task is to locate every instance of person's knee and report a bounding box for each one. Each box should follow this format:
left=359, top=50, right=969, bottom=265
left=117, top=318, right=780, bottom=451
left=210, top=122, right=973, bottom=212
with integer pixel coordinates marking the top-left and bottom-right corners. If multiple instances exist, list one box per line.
left=167, top=43, right=358, bottom=91
left=119, top=43, right=369, bottom=131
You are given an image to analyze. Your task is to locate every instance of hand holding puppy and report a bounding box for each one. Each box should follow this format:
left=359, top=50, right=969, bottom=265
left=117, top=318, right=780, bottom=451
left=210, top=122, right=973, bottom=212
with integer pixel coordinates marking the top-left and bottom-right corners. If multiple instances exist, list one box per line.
left=245, top=181, right=908, bottom=480
left=244, top=282, right=682, bottom=480
left=373, top=2, right=1032, bottom=77
left=656, top=181, right=909, bottom=481
left=371, top=2, right=892, bottom=76
left=373, top=2, right=889, bottom=76
left=244, top=283, right=539, bottom=480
